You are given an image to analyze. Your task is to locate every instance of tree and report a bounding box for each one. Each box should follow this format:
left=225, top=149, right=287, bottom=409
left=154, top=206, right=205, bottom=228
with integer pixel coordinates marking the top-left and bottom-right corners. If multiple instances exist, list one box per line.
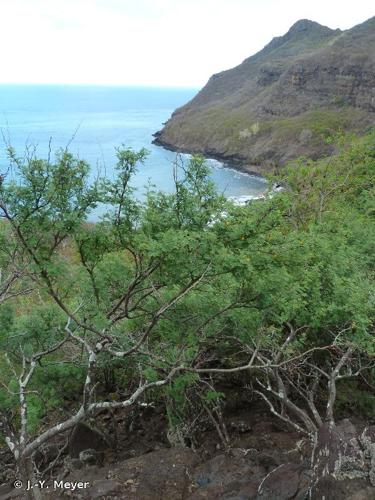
left=0, top=146, right=231, bottom=498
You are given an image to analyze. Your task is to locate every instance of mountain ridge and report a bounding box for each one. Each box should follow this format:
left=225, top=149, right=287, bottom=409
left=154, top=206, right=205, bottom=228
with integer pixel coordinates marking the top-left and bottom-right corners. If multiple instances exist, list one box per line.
left=154, top=17, right=375, bottom=172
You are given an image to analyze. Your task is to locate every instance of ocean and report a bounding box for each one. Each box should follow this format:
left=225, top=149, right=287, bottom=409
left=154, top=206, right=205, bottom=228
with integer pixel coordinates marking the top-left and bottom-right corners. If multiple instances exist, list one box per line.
left=0, top=85, right=267, bottom=205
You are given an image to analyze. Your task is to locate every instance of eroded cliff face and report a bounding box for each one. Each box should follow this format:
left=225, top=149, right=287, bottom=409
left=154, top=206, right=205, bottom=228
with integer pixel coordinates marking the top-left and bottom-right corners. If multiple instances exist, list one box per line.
left=154, top=17, right=375, bottom=171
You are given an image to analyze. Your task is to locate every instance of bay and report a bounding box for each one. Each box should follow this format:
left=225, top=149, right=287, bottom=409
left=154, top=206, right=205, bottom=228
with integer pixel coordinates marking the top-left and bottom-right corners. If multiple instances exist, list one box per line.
left=0, top=84, right=267, bottom=204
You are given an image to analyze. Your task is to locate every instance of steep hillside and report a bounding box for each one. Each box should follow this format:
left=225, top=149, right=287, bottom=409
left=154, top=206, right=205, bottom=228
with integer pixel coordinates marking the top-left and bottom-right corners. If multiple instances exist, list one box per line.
left=154, top=17, right=375, bottom=171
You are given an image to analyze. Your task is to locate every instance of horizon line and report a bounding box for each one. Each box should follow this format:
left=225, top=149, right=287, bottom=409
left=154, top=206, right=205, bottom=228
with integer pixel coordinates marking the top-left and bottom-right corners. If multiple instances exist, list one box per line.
left=0, top=82, right=200, bottom=91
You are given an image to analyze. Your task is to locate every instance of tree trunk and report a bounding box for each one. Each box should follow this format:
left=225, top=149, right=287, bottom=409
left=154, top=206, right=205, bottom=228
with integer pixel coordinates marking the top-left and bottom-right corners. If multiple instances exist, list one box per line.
left=310, top=420, right=372, bottom=498
left=18, top=456, right=44, bottom=500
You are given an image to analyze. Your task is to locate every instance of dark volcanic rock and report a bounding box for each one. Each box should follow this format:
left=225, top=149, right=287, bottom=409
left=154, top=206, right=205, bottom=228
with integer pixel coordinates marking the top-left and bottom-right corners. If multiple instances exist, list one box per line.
left=311, top=476, right=375, bottom=500
left=87, top=479, right=121, bottom=499
left=66, top=447, right=198, bottom=500
left=154, top=17, right=375, bottom=171
left=257, top=463, right=310, bottom=499
left=69, top=423, right=109, bottom=458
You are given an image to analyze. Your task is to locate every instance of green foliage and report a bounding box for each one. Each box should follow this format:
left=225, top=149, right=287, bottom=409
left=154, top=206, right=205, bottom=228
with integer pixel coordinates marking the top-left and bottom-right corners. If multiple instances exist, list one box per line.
left=335, top=379, right=375, bottom=418
left=0, top=131, right=374, bottom=442
left=204, top=390, right=225, bottom=403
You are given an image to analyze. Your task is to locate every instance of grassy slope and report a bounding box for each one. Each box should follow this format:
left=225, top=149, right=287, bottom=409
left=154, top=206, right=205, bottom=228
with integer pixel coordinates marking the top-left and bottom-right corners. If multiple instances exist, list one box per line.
left=155, top=18, right=375, bottom=170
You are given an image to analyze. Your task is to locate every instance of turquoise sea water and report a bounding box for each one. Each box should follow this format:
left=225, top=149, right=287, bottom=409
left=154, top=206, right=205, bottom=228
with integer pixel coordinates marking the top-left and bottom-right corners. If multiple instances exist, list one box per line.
left=0, top=85, right=267, bottom=201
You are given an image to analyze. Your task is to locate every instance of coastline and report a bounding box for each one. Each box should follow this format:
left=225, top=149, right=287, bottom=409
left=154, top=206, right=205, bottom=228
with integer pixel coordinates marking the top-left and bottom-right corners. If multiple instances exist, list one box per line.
left=152, top=134, right=266, bottom=179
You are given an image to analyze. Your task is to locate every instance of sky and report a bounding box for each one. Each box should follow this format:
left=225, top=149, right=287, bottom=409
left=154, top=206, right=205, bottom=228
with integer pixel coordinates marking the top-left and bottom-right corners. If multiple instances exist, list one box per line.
left=0, top=0, right=373, bottom=88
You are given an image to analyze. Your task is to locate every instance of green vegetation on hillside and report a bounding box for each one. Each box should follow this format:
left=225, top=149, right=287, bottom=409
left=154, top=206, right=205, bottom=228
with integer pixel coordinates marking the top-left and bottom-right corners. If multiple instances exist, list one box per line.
left=155, top=16, right=375, bottom=168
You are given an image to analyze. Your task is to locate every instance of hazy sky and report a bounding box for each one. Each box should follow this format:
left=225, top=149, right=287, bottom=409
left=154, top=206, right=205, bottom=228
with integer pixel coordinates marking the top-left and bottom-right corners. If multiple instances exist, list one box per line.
left=0, top=0, right=373, bottom=87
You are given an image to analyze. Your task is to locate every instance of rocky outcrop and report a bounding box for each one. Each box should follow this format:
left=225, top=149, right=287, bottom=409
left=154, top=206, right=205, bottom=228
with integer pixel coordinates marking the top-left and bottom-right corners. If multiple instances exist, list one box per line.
left=1, top=409, right=374, bottom=499
left=61, top=419, right=375, bottom=499
left=154, top=17, right=375, bottom=172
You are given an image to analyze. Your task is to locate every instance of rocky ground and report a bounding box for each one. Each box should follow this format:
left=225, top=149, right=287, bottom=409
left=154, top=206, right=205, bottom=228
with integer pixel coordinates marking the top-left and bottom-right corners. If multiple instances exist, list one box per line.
left=1, top=397, right=374, bottom=500
left=0, top=382, right=375, bottom=500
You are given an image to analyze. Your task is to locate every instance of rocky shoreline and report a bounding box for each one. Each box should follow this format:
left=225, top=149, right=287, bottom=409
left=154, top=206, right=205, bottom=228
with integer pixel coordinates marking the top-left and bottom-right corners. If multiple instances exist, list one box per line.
left=152, top=132, right=267, bottom=178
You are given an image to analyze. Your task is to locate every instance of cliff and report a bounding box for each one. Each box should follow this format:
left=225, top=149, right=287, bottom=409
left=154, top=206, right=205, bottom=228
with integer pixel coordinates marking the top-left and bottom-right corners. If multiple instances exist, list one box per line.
left=154, top=17, right=375, bottom=171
